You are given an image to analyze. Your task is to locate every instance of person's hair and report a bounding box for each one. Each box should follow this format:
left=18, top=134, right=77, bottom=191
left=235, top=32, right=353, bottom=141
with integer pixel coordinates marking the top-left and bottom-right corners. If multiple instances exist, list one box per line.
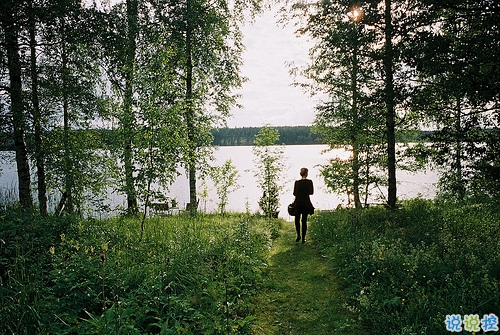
left=300, top=167, right=308, bottom=177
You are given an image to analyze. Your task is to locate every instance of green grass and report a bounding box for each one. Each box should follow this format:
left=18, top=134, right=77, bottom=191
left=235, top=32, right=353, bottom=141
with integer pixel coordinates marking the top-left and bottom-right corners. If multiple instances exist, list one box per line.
left=311, top=198, right=500, bottom=334
left=2, top=198, right=499, bottom=334
left=0, top=212, right=275, bottom=334
left=250, top=222, right=361, bottom=334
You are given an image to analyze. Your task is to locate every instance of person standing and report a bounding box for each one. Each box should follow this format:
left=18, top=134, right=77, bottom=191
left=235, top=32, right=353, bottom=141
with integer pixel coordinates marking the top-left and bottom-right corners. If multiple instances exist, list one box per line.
left=293, top=167, right=314, bottom=243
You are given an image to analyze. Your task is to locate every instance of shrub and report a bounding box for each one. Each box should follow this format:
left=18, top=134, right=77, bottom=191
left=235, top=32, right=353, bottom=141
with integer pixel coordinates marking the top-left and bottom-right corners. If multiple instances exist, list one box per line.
left=0, top=213, right=275, bottom=334
left=311, top=198, right=500, bottom=334
left=0, top=208, right=76, bottom=334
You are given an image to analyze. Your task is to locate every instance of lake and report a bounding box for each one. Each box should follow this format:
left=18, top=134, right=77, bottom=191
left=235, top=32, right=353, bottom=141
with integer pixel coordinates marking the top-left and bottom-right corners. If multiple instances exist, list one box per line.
left=0, top=145, right=439, bottom=217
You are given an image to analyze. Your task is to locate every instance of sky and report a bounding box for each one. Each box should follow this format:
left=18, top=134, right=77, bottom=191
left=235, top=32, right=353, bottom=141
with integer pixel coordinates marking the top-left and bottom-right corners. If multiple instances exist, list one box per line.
left=226, top=6, right=321, bottom=128
left=98, top=1, right=319, bottom=128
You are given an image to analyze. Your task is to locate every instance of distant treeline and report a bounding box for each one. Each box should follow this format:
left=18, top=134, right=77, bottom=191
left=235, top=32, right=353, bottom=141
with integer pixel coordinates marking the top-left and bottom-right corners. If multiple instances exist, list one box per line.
left=1, top=128, right=481, bottom=150
left=210, top=126, right=440, bottom=146
left=211, top=126, right=321, bottom=146
left=0, top=126, right=321, bottom=151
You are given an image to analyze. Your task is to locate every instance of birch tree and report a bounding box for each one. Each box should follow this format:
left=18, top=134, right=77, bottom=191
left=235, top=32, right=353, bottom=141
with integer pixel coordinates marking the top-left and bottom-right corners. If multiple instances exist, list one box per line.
left=158, top=0, right=262, bottom=216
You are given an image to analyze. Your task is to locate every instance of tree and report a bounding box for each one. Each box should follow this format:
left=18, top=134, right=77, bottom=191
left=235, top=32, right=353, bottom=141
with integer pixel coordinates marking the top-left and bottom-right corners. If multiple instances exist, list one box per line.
left=134, top=33, right=186, bottom=221
left=289, top=0, right=430, bottom=208
left=382, top=0, right=397, bottom=209
left=96, top=0, right=263, bottom=218
left=100, top=0, right=170, bottom=216
left=407, top=0, right=500, bottom=199
left=101, top=0, right=141, bottom=215
left=252, top=126, right=285, bottom=217
left=0, top=0, right=34, bottom=209
left=123, top=0, right=139, bottom=214
left=27, top=0, right=47, bottom=215
left=210, top=159, right=240, bottom=215
left=39, top=0, right=108, bottom=214
left=157, top=0, right=262, bottom=216
left=1, top=0, right=110, bottom=214
left=98, top=0, right=150, bottom=216
left=357, top=0, right=420, bottom=208
left=99, top=0, right=261, bottom=218
left=289, top=1, right=388, bottom=207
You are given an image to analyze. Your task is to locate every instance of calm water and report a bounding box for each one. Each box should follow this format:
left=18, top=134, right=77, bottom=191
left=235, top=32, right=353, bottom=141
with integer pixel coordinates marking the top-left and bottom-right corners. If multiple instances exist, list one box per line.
left=0, top=145, right=438, bottom=217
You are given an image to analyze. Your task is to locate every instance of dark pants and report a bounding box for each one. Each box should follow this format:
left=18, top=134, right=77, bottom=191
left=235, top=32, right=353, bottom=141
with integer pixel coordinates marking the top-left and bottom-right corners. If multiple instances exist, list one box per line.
left=294, top=213, right=308, bottom=239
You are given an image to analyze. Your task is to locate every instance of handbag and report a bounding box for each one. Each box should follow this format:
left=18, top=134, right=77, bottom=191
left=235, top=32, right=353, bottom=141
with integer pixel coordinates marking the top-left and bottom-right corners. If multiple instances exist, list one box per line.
left=287, top=202, right=297, bottom=216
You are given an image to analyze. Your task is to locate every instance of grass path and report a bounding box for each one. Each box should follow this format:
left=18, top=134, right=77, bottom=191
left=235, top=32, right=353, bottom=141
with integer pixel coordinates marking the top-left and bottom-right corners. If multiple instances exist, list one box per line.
left=250, top=221, right=359, bottom=335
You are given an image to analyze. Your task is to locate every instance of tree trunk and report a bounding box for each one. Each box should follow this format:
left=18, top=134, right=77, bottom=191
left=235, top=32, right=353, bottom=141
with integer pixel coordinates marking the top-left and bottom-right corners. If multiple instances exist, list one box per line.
left=2, top=6, right=34, bottom=209
left=351, top=23, right=362, bottom=209
left=384, top=0, right=397, bottom=209
left=454, top=97, right=465, bottom=199
left=124, top=0, right=138, bottom=214
left=28, top=0, right=48, bottom=215
left=185, top=0, right=197, bottom=217
left=61, top=21, right=74, bottom=214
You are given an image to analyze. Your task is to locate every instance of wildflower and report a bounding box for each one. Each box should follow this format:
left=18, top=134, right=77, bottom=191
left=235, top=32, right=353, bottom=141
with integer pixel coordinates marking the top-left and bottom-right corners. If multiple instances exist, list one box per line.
left=100, top=253, right=105, bottom=262
left=49, top=246, right=55, bottom=254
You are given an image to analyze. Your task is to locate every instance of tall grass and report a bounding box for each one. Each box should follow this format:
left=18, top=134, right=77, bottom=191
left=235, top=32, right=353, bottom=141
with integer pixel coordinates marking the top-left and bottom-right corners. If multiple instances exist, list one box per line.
left=310, top=198, right=500, bottom=334
left=0, top=210, right=276, bottom=334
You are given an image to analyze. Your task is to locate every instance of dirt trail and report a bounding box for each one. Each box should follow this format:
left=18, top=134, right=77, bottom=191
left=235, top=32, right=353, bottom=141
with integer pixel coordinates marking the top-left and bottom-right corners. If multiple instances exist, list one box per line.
left=251, top=222, right=357, bottom=334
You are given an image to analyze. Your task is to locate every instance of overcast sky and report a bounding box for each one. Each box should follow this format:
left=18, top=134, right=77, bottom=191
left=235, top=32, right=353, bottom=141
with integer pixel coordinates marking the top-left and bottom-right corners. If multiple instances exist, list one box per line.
left=227, top=6, right=321, bottom=128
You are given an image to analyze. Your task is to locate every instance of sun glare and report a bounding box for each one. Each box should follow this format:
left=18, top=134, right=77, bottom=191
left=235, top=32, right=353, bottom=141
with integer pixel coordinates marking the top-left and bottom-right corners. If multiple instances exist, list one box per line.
left=348, top=7, right=363, bottom=22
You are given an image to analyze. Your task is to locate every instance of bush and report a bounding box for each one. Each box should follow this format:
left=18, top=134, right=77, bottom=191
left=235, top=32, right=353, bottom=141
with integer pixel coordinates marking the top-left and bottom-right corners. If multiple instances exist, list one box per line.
left=0, top=208, right=76, bottom=334
left=310, top=198, right=500, bottom=334
left=0, top=212, right=275, bottom=334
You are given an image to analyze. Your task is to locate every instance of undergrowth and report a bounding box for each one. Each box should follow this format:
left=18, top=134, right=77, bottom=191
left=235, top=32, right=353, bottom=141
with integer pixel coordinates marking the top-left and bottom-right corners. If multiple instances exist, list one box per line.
left=3, top=197, right=498, bottom=334
left=0, top=210, right=278, bottom=334
left=310, top=197, right=500, bottom=334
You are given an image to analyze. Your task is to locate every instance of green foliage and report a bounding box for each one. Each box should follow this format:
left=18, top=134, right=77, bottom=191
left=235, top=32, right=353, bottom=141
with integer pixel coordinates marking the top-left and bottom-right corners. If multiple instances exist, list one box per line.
left=319, top=149, right=387, bottom=206
left=0, top=210, right=274, bottom=334
left=401, top=1, right=500, bottom=200
left=145, top=0, right=263, bottom=215
left=287, top=0, right=500, bottom=206
left=252, top=126, right=285, bottom=217
left=210, top=159, right=240, bottom=215
left=253, top=126, right=279, bottom=147
left=310, top=198, right=500, bottom=334
left=288, top=0, right=393, bottom=207
left=0, top=208, right=76, bottom=334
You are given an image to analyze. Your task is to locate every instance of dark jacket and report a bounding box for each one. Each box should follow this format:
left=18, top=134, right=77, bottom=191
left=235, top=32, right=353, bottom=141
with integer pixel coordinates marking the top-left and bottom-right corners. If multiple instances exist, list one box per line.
left=293, top=179, right=314, bottom=214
